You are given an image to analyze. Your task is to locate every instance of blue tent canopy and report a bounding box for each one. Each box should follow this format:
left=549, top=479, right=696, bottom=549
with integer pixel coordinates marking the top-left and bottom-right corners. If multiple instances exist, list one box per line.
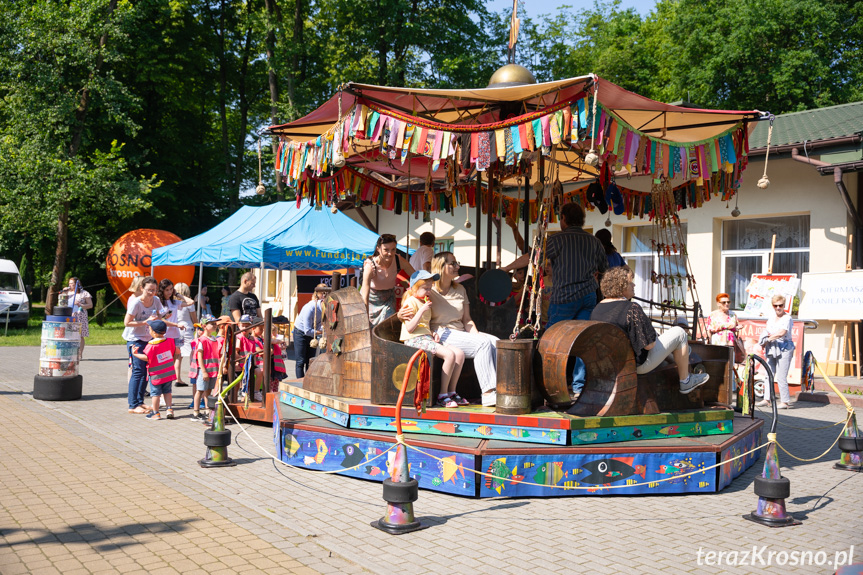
left=151, top=201, right=402, bottom=270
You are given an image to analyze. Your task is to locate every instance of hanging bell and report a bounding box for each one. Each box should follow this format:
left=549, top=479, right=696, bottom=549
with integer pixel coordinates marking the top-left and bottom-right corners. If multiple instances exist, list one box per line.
left=584, top=151, right=600, bottom=167
left=331, top=205, right=338, bottom=214
left=756, top=176, right=770, bottom=189
left=319, top=336, right=327, bottom=348
left=255, top=182, right=266, bottom=195
left=309, top=338, right=318, bottom=349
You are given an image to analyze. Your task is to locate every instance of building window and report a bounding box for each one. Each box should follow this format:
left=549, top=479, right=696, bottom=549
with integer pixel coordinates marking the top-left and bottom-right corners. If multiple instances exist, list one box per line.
left=621, top=223, right=689, bottom=305
left=721, top=215, right=810, bottom=309
left=265, top=270, right=278, bottom=300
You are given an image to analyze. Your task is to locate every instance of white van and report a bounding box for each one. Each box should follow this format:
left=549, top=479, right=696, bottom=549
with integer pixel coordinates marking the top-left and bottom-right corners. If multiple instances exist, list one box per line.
left=0, top=259, right=30, bottom=327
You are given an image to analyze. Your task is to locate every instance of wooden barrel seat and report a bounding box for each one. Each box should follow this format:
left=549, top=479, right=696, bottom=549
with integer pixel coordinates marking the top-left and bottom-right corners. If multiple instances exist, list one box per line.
left=370, top=314, right=479, bottom=405
left=536, top=320, right=729, bottom=416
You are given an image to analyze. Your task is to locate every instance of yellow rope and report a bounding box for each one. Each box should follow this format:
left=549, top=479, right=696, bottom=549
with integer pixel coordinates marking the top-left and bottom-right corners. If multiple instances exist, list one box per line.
left=219, top=394, right=398, bottom=474
left=811, top=357, right=855, bottom=411
left=404, top=439, right=768, bottom=491
left=773, top=410, right=855, bottom=462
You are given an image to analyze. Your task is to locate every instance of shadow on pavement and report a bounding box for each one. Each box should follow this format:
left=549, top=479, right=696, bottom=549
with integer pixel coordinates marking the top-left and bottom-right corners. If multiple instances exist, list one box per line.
left=0, top=519, right=201, bottom=551
left=416, top=501, right=530, bottom=527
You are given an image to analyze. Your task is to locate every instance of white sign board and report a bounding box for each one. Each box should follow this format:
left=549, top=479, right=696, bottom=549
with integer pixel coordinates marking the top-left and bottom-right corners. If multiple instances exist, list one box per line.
left=743, top=274, right=799, bottom=317
left=798, top=270, right=863, bottom=320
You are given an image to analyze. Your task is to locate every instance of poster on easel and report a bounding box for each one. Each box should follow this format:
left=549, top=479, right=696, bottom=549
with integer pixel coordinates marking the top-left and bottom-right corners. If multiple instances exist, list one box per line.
left=743, top=274, right=799, bottom=317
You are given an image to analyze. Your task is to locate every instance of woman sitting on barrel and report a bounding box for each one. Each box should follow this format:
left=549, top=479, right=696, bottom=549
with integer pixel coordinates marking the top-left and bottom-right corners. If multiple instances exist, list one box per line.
left=589, top=266, right=709, bottom=395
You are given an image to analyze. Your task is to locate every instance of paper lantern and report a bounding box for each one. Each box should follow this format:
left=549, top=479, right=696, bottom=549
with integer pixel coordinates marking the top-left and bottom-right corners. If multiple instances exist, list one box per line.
left=106, top=229, right=194, bottom=306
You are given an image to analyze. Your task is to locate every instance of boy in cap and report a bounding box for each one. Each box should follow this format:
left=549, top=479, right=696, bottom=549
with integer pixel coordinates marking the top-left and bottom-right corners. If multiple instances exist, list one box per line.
left=192, top=314, right=220, bottom=422
left=399, top=270, right=466, bottom=408
left=132, top=319, right=179, bottom=420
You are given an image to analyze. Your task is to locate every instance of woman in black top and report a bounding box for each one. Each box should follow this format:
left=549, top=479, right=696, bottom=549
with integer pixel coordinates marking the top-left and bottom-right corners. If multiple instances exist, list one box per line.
left=589, top=266, right=708, bottom=394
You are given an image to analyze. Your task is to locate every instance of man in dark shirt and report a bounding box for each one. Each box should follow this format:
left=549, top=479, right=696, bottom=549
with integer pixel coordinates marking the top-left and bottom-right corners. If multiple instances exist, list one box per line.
left=505, top=201, right=608, bottom=327
left=228, top=272, right=260, bottom=322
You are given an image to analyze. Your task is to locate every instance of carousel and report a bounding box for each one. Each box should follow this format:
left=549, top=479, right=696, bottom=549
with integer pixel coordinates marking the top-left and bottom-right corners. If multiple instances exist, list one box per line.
left=248, top=57, right=771, bottom=497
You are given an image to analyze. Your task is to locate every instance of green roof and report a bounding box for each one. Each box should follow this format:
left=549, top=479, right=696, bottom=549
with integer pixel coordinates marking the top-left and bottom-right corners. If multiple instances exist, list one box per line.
left=749, top=101, right=863, bottom=149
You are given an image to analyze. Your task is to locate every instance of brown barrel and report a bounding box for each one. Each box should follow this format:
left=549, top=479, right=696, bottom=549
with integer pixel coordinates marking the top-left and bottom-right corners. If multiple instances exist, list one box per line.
left=495, top=339, right=535, bottom=414
left=536, top=320, right=637, bottom=416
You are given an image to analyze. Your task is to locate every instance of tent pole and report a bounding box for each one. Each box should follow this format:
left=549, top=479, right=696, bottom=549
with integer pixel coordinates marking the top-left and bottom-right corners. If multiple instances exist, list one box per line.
left=259, top=262, right=265, bottom=305
left=197, top=263, right=203, bottom=317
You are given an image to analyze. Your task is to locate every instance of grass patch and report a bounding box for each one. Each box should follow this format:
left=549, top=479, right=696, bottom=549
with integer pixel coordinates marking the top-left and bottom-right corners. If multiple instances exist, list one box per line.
left=0, top=304, right=126, bottom=347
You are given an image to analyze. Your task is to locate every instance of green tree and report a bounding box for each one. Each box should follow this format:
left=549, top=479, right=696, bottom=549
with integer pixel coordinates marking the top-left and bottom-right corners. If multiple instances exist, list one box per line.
left=0, top=0, right=156, bottom=312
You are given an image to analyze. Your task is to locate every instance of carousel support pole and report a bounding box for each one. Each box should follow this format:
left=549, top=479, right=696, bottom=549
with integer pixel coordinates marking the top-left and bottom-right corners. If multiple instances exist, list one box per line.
left=331, top=271, right=341, bottom=292
left=744, top=355, right=800, bottom=527
left=372, top=350, right=428, bottom=535
left=522, top=174, right=530, bottom=254
left=475, top=172, right=482, bottom=282
left=486, top=172, right=493, bottom=270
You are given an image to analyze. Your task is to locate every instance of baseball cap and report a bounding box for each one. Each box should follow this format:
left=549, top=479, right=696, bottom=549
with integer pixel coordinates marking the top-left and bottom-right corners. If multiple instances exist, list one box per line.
left=239, top=314, right=252, bottom=324
left=147, top=319, right=167, bottom=334
left=409, top=270, right=440, bottom=289
left=200, top=314, right=218, bottom=324
left=250, top=316, right=265, bottom=326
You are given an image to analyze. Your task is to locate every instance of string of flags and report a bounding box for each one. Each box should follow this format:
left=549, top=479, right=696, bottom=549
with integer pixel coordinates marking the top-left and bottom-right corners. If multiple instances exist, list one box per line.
left=273, top=81, right=752, bottom=218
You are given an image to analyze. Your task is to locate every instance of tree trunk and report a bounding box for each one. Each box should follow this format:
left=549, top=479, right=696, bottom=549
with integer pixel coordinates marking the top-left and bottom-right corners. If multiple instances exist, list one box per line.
left=48, top=0, right=118, bottom=314
left=232, top=25, right=253, bottom=197
left=46, top=202, right=70, bottom=315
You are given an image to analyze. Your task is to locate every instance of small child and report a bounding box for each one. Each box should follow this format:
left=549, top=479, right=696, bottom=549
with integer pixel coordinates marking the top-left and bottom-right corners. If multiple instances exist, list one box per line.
left=193, top=315, right=220, bottom=422
left=186, top=323, right=205, bottom=410
left=270, top=323, right=287, bottom=392
left=399, top=270, right=466, bottom=408
left=132, top=320, right=179, bottom=421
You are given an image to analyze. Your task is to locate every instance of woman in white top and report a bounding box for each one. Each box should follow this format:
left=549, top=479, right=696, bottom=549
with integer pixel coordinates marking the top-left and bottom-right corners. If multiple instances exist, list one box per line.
left=123, top=276, right=166, bottom=413
left=158, top=279, right=196, bottom=386
left=173, top=282, right=199, bottom=384
left=401, top=251, right=499, bottom=406
left=756, top=294, right=795, bottom=409
left=61, top=277, right=93, bottom=360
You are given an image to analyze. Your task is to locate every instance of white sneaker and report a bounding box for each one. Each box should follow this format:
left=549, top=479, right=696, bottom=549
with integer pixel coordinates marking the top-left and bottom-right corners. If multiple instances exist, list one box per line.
left=679, top=372, right=709, bottom=394
left=254, top=392, right=263, bottom=402
left=481, top=391, right=497, bottom=407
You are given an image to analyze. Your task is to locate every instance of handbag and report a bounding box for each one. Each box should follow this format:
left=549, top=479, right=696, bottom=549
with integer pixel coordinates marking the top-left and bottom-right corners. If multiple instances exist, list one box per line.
left=733, top=335, right=746, bottom=364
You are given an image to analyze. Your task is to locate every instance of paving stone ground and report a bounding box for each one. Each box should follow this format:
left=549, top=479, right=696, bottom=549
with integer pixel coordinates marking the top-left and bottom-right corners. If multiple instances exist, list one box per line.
left=1, top=344, right=861, bottom=574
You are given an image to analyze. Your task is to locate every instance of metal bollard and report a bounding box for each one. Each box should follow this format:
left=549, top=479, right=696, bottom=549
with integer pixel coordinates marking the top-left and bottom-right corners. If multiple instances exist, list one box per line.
left=835, top=412, right=863, bottom=471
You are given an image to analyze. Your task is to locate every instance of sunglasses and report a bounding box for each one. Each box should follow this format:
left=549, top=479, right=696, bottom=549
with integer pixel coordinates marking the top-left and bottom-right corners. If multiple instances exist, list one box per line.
left=447, top=260, right=460, bottom=266
left=719, top=300, right=730, bottom=304
left=773, top=304, right=785, bottom=308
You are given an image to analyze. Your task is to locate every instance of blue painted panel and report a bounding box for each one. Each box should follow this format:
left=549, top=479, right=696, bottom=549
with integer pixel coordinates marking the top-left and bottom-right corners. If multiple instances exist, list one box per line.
left=717, top=425, right=762, bottom=490
left=279, top=391, right=349, bottom=427
left=478, top=452, right=717, bottom=497
left=350, top=414, right=566, bottom=445
left=276, top=426, right=476, bottom=496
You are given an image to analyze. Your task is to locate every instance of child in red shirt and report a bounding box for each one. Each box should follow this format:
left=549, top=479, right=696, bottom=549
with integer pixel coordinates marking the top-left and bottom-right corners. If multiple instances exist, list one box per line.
left=132, top=320, right=179, bottom=421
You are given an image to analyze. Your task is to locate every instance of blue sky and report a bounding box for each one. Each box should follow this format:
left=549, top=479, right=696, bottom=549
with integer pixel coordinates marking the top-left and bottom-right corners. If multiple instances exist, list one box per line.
left=486, top=0, right=657, bottom=18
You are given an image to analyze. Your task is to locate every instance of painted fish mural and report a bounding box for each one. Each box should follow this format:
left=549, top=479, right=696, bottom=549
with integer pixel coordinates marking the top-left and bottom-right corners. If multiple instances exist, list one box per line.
left=438, top=455, right=465, bottom=484
left=578, top=457, right=639, bottom=485
left=340, top=443, right=364, bottom=468
left=283, top=433, right=301, bottom=458
left=534, top=461, right=566, bottom=486
left=485, top=457, right=523, bottom=494
left=432, top=422, right=462, bottom=434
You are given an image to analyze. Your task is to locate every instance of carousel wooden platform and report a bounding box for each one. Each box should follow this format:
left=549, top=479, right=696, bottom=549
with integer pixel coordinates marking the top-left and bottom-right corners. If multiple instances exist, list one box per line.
left=273, top=399, right=763, bottom=498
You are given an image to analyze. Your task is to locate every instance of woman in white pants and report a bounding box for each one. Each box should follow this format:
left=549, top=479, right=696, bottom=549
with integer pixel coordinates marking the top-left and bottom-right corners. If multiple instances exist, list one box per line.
left=756, top=294, right=795, bottom=409
left=399, top=252, right=498, bottom=406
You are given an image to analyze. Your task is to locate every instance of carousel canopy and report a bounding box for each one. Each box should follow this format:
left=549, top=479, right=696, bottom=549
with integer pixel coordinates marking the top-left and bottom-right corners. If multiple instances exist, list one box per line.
left=266, top=74, right=765, bottom=219
left=152, top=201, right=404, bottom=270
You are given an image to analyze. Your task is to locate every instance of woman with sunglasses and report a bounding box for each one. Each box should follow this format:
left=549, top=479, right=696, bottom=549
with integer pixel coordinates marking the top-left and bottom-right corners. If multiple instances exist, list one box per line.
left=400, top=252, right=499, bottom=407
left=707, top=293, right=739, bottom=347
left=361, top=233, right=415, bottom=326
left=756, top=294, right=794, bottom=409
